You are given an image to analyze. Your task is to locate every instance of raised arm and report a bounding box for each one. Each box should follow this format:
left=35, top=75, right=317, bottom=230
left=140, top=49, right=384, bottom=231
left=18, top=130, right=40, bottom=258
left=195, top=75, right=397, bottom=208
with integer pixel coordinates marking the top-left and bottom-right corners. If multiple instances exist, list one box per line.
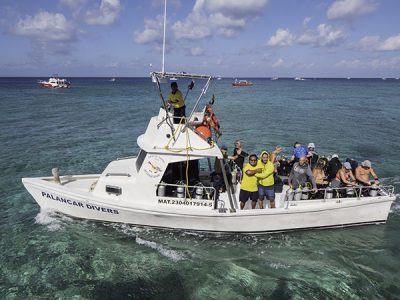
left=270, top=146, right=283, bottom=163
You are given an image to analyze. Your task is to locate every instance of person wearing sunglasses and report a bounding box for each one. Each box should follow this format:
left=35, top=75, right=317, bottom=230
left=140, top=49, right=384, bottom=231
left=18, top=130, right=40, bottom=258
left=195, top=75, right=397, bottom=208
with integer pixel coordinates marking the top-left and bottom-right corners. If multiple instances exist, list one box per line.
left=239, top=154, right=262, bottom=209
left=355, top=160, right=379, bottom=186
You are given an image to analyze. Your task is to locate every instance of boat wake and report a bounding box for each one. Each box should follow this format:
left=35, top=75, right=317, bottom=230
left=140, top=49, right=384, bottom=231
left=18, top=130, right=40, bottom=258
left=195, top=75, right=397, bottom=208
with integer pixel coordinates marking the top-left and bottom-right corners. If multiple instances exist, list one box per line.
left=135, top=236, right=190, bottom=262
left=34, top=208, right=71, bottom=231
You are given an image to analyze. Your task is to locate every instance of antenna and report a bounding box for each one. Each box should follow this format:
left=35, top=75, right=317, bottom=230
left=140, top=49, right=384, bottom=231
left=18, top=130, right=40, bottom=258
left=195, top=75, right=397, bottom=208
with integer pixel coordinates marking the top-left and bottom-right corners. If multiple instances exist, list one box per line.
left=162, top=0, right=167, bottom=73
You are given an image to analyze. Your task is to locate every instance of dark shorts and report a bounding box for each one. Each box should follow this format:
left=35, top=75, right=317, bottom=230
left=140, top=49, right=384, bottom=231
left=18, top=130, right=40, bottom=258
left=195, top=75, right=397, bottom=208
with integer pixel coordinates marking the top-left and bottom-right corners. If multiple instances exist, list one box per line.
left=239, top=190, right=259, bottom=203
left=258, top=185, right=275, bottom=200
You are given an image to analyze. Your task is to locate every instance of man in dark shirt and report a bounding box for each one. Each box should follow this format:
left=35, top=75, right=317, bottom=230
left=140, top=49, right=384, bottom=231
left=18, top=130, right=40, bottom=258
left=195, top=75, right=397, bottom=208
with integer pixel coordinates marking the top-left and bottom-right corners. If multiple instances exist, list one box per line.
left=231, top=139, right=248, bottom=172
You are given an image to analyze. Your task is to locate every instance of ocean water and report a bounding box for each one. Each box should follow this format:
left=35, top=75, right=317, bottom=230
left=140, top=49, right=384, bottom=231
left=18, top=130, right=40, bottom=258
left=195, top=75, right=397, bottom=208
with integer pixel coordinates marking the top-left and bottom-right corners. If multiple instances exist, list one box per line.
left=1, top=77, right=399, bottom=299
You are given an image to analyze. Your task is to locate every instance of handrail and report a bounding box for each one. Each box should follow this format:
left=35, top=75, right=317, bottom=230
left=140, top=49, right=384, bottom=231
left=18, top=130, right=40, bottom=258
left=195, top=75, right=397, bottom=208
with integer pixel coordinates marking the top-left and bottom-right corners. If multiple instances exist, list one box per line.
left=285, top=185, right=395, bottom=202
left=105, top=173, right=131, bottom=177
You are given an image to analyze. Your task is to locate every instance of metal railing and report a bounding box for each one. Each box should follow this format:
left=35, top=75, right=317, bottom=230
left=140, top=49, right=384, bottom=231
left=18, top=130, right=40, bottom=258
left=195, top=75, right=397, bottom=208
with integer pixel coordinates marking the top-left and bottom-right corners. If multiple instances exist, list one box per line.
left=285, top=185, right=395, bottom=202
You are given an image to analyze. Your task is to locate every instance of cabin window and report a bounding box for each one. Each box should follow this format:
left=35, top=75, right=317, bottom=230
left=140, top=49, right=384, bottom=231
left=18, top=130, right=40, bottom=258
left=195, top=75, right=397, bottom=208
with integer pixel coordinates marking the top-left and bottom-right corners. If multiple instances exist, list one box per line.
left=106, top=185, right=122, bottom=196
left=136, top=150, right=147, bottom=172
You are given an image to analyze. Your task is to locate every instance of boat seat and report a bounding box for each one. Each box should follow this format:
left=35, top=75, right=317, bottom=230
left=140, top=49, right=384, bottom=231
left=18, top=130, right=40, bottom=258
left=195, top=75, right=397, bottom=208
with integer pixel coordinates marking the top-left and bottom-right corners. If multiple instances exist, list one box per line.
left=188, top=106, right=206, bottom=126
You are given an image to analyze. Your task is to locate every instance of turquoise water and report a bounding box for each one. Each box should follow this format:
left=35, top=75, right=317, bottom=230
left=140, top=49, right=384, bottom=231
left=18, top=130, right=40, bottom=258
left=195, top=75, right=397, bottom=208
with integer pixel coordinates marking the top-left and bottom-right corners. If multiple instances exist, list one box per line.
left=1, top=77, right=399, bottom=299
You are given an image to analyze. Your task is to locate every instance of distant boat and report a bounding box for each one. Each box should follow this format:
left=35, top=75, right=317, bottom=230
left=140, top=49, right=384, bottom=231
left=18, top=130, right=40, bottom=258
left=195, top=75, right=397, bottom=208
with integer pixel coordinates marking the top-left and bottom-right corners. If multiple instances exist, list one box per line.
left=382, top=77, right=387, bottom=80
left=38, top=75, right=71, bottom=88
left=109, top=78, right=116, bottom=82
left=170, top=77, right=177, bottom=81
left=217, top=76, right=222, bottom=80
left=346, top=77, right=351, bottom=80
left=271, top=77, right=279, bottom=80
left=294, top=77, right=305, bottom=81
left=232, top=79, right=254, bottom=86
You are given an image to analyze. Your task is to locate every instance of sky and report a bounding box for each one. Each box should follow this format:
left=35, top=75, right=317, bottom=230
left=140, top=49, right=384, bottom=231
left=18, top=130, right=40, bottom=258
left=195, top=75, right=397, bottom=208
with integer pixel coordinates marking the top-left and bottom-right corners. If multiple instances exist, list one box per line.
left=0, top=0, right=399, bottom=77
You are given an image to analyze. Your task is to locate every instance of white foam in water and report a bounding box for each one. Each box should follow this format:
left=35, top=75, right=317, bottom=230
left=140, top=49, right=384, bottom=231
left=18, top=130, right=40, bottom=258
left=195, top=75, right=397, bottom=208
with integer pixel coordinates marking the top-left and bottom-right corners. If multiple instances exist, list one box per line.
left=136, top=236, right=187, bottom=262
left=269, top=262, right=291, bottom=270
left=35, top=208, right=62, bottom=231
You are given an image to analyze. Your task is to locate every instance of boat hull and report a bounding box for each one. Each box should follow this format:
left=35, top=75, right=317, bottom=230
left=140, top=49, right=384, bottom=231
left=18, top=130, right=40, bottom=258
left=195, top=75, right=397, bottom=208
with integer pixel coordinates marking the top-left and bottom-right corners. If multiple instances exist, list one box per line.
left=23, top=178, right=395, bottom=233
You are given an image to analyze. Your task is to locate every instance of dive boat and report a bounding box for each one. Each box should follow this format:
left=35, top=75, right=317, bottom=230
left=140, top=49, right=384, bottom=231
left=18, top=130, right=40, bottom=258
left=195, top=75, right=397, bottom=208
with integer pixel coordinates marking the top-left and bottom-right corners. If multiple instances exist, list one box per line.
left=22, top=71, right=396, bottom=233
left=38, top=76, right=71, bottom=88
left=232, top=79, right=254, bottom=86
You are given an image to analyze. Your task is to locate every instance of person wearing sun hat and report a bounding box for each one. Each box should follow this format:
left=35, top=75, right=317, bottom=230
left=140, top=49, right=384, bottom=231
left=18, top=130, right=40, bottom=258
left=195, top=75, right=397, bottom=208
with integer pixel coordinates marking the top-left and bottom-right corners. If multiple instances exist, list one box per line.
left=355, top=160, right=379, bottom=186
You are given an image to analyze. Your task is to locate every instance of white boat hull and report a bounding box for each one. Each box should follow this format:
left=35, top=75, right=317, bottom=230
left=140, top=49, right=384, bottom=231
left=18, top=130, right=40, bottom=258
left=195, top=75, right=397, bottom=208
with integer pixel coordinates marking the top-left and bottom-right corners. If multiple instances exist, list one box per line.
left=23, top=178, right=395, bottom=233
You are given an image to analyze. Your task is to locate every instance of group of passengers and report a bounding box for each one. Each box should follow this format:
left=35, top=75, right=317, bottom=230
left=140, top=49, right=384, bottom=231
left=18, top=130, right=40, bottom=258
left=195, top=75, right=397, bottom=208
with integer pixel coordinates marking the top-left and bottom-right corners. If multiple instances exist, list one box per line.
left=217, top=140, right=380, bottom=210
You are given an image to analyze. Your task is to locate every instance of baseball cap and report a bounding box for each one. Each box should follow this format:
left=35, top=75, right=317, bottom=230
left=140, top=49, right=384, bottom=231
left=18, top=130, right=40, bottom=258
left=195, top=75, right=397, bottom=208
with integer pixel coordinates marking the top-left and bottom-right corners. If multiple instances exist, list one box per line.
left=361, top=160, right=372, bottom=168
left=308, top=143, right=315, bottom=148
left=332, top=154, right=339, bottom=159
left=343, top=162, right=352, bottom=170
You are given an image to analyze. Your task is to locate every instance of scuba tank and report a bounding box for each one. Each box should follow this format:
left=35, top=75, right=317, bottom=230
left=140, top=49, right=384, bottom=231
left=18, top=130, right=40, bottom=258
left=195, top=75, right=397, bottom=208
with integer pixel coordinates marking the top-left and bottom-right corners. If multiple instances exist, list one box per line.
left=369, top=184, right=379, bottom=197
left=324, top=187, right=333, bottom=199
left=286, top=187, right=294, bottom=201
left=157, top=181, right=166, bottom=197
left=294, top=187, right=302, bottom=201
left=176, top=181, right=185, bottom=198
left=231, top=169, right=237, bottom=184
left=195, top=186, right=204, bottom=199
left=346, top=185, right=354, bottom=197
left=301, top=187, right=310, bottom=200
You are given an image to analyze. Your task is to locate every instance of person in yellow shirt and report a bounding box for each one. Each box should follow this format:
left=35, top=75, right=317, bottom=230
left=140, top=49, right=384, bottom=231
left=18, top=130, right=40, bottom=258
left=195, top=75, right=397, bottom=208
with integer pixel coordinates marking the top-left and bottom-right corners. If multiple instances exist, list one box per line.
left=168, top=82, right=185, bottom=124
left=239, top=154, right=262, bottom=209
left=255, top=151, right=275, bottom=209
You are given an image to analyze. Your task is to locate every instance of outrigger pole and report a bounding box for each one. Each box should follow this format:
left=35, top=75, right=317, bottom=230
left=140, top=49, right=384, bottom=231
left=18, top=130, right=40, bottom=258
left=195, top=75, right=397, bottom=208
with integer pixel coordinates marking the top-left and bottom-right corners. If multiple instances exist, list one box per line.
left=162, top=0, right=167, bottom=74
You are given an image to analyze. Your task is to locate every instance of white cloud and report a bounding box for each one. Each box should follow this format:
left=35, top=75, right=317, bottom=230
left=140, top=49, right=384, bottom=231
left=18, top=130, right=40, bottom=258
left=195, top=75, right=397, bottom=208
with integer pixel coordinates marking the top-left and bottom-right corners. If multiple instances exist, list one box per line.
left=327, top=0, right=378, bottom=20
left=14, top=11, right=76, bottom=42
left=172, top=0, right=269, bottom=40
left=187, top=47, right=205, bottom=56
left=85, top=0, right=121, bottom=25
left=379, top=34, right=400, bottom=51
left=194, top=0, right=269, bottom=18
left=355, top=33, right=400, bottom=51
left=272, top=58, right=284, bottom=68
left=303, top=17, right=311, bottom=27
left=12, top=11, right=78, bottom=60
left=266, top=28, right=294, bottom=46
left=134, top=16, right=164, bottom=45
left=297, top=23, right=347, bottom=47
left=172, top=13, right=212, bottom=40
left=267, top=24, right=347, bottom=48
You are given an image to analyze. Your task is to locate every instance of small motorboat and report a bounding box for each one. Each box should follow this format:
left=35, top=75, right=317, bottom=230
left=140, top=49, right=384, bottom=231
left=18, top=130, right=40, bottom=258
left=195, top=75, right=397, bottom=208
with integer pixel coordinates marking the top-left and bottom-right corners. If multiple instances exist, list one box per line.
left=38, top=76, right=71, bottom=88
left=232, top=79, right=254, bottom=86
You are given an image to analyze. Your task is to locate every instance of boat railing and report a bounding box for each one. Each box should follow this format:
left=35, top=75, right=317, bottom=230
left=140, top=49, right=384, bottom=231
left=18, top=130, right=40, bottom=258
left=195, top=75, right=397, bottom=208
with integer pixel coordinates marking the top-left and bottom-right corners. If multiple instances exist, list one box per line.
left=285, top=184, right=394, bottom=204
left=156, top=182, right=216, bottom=201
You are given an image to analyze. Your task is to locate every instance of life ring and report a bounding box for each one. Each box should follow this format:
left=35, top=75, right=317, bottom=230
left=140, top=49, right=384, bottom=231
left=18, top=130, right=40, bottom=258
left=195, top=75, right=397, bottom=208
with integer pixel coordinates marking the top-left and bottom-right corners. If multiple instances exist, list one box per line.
left=194, top=125, right=212, bottom=142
